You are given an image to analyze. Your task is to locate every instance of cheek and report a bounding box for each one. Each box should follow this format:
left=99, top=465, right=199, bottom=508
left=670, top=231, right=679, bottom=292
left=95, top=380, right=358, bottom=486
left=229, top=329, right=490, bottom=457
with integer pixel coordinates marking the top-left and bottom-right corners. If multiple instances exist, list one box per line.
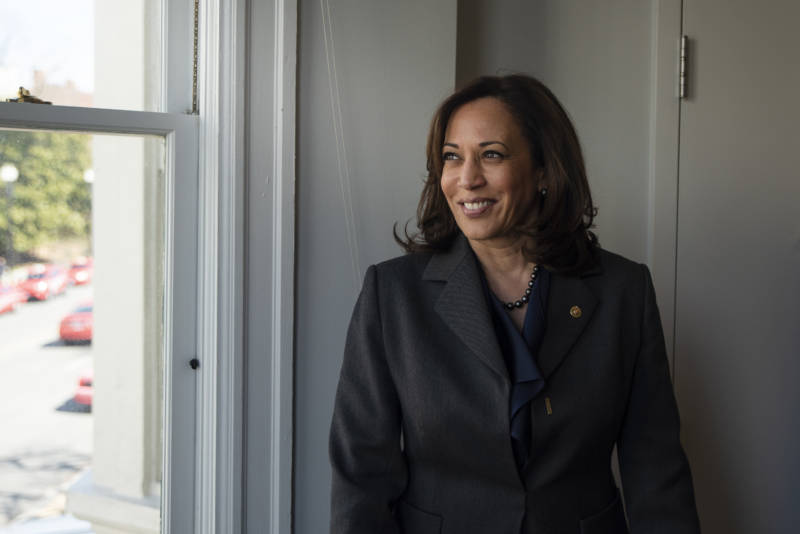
left=506, top=167, right=534, bottom=200
left=440, top=172, right=458, bottom=202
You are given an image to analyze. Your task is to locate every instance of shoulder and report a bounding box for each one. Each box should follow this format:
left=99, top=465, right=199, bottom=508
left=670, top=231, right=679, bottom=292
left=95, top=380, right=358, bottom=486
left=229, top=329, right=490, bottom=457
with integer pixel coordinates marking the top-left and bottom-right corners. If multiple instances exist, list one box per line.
left=368, top=251, right=433, bottom=290
left=375, top=250, right=432, bottom=274
left=358, top=248, right=452, bottom=314
left=594, top=248, right=645, bottom=278
left=583, top=248, right=651, bottom=299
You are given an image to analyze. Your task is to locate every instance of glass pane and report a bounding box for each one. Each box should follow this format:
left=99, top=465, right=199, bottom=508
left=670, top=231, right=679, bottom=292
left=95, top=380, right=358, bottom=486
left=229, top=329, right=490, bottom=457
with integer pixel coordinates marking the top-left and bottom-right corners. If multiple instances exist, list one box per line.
left=0, top=128, right=166, bottom=531
left=0, top=1, right=163, bottom=111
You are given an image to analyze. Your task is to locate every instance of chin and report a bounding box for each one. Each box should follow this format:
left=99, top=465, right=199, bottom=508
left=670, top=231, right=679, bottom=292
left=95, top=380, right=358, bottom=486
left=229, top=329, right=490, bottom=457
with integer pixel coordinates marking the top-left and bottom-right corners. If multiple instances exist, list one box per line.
left=458, top=224, right=505, bottom=242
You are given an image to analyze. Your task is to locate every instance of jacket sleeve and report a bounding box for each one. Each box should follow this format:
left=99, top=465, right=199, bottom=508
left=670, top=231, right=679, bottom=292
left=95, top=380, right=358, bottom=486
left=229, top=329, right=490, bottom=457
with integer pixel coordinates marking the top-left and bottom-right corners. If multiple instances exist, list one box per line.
left=329, top=264, right=407, bottom=533
left=617, top=264, right=702, bottom=533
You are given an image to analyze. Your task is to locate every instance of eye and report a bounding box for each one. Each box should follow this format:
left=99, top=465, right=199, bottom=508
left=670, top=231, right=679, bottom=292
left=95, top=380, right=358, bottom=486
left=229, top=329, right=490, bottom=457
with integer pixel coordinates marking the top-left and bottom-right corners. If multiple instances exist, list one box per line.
left=442, top=152, right=460, bottom=161
left=483, top=150, right=505, bottom=160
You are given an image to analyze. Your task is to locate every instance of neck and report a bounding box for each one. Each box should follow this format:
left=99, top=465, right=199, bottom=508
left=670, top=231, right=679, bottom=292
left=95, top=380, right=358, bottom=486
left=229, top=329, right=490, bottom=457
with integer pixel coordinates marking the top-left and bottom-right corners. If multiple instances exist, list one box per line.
left=468, top=236, right=533, bottom=277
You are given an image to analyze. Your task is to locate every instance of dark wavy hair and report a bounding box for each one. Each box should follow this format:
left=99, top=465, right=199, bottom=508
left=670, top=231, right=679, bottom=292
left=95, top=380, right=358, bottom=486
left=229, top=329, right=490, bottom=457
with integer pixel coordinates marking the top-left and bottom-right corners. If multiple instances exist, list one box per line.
left=395, top=74, right=598, bottom=275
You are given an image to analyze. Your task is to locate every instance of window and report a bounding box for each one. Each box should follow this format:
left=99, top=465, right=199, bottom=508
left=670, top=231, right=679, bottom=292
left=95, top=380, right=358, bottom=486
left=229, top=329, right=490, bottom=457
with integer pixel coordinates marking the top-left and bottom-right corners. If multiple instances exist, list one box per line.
left=0, top=2, right=199, bottom=533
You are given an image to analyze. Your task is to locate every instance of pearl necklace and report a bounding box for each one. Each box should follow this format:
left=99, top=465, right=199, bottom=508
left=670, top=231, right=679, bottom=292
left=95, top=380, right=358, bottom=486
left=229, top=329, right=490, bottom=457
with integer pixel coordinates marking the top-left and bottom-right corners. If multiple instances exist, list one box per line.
left=503, top=265, right=539, bottom=310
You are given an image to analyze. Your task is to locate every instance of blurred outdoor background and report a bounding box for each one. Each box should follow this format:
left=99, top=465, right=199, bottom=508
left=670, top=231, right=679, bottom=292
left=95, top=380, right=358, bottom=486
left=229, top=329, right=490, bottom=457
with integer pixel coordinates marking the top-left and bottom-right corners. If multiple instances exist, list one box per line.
left=1, top=1, right=165, bottom=532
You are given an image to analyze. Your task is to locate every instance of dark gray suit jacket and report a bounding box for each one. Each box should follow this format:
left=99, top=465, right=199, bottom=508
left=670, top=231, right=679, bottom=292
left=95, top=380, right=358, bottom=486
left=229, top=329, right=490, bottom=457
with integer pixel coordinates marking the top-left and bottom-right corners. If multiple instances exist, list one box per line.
left=329, top=236, right=700, bottom=534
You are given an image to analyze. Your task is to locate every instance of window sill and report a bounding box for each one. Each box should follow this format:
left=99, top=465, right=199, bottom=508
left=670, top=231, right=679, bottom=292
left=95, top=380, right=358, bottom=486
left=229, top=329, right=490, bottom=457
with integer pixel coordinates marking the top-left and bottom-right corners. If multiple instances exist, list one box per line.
left=66, top=470, right=160, bottom=534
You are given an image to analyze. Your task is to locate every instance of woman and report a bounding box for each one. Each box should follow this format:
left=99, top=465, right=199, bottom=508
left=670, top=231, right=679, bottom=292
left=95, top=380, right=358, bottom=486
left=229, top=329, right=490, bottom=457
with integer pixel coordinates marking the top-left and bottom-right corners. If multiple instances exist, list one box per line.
left=329, top=75, right=700, bottom=534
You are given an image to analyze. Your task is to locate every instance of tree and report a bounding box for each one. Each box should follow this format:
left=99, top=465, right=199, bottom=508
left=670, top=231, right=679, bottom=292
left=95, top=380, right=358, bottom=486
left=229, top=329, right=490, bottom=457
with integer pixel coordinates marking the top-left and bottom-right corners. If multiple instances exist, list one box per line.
left=0, top=130, right=92, bottom=261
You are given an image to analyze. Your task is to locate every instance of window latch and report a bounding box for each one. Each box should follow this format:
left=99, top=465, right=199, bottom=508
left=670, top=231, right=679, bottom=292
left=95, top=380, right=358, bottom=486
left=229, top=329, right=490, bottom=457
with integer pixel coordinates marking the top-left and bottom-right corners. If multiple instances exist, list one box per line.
left=5, top=87, right=52, bottom=104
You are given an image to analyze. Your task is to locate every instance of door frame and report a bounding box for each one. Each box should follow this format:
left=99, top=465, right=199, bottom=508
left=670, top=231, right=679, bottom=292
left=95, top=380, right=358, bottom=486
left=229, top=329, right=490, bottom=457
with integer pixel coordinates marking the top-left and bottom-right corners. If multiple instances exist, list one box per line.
left=648, top=0, right=683, bottom=369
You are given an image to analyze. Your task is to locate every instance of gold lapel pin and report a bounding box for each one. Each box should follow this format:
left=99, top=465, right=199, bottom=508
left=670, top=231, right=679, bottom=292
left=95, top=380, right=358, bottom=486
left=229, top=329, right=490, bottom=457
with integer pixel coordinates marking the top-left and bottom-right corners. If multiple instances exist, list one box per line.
left=569, top=305, right=582, bottom=319
left=545, top=397, right=553, bottom=416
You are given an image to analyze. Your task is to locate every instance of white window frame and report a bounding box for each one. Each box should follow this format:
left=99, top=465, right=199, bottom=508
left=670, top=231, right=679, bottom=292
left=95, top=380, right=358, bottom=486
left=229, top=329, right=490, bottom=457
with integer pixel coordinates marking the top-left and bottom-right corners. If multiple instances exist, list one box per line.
left=1, top=0, right=299, bottom=531
left=0, top=102, right=199, bottom=533
left=203, top=0, right=296, bottom=533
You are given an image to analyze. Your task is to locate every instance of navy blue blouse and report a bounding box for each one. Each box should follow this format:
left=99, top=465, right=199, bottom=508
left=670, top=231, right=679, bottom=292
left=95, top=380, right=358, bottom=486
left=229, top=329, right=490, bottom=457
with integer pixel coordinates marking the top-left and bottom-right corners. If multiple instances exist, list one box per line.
left=480, top=266, right=550, bottom=473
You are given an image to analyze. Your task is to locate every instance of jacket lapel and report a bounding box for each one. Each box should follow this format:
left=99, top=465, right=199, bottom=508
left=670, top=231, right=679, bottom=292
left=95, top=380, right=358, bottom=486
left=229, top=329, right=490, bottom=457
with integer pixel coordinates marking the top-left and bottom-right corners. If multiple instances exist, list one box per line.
left=537, top=271, right=599, bottom=379
left=423, top=235, right=604, bottom=382
left=423, top=236, right=508, bottom=381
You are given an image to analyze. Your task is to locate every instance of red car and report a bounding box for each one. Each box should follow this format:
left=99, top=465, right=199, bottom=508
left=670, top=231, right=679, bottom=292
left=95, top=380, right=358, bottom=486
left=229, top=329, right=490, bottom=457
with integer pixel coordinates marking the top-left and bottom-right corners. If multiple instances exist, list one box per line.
left=20, top=264, right=69, bottom=301
left=68, top=256, right=94, bottom=286
left=0, top=285, right=27, bottom=314
left=74, top=369, right=93, bottom=408
left=59, top=301, right=93, bottom=343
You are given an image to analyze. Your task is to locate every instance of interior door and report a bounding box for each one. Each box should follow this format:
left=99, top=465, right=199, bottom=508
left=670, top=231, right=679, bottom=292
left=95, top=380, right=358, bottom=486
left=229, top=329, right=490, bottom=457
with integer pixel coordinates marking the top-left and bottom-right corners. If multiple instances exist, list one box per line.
left=674, top=1, right=800, bottom=533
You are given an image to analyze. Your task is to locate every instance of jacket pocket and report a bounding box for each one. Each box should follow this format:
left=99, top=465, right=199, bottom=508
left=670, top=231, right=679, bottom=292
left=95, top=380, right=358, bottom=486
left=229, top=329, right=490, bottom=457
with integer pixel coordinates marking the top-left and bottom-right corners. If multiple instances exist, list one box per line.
left=579, top=490, right=629, bottom=534
left=396, top=500, right=443, bottom=534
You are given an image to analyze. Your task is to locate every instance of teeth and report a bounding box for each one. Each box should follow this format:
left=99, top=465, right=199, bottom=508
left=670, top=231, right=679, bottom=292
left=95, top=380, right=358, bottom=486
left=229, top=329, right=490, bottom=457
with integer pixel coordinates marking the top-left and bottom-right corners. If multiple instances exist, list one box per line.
left=464, top=200, right=492, bottom=210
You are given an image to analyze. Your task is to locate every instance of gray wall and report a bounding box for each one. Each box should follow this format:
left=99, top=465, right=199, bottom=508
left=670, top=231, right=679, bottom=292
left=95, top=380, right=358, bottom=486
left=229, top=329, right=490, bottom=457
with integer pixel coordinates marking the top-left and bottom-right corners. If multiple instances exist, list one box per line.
left=457, top=0, right=655, bottom=266
left=288, top=2, right=799, bottom=533
left=293, top=1, right=457, bottom=531
left=293, top=1, right=661, bottom=529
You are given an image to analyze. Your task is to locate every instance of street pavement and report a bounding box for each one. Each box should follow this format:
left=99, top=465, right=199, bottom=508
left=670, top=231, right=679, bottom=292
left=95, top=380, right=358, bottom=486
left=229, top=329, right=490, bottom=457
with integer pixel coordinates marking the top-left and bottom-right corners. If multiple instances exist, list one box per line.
left=0, top=285, right=93, bottom=526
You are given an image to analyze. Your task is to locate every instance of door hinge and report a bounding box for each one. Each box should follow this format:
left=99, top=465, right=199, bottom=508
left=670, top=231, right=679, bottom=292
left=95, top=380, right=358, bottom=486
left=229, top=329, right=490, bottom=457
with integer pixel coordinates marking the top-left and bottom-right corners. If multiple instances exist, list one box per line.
left=679, top=35, right=689, bottom=99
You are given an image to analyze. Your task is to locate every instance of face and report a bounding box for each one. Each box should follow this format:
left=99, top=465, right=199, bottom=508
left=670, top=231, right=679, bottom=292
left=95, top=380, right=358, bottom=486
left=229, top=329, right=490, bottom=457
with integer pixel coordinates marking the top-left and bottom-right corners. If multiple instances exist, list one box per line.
left=440, top=97, right=537, bottom=247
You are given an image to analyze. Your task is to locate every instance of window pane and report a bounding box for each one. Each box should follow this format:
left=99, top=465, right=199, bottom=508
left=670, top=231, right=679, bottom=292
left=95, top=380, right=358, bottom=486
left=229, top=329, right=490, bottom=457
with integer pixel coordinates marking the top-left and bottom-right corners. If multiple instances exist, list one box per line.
left=0, top=128, right=166, bottom=532
left=0, top=0, right=163, bottom=112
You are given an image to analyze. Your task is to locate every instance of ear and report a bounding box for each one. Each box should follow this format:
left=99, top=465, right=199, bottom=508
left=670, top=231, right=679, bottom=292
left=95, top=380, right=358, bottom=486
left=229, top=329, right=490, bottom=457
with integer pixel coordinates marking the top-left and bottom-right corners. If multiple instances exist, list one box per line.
left=534, top=167, right=547, bottom=189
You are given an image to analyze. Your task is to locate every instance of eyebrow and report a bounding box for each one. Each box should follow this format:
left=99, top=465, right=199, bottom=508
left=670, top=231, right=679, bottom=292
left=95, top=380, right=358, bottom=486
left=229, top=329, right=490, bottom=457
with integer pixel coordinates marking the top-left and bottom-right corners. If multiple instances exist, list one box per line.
left=442, top=140, right=510, bottom=150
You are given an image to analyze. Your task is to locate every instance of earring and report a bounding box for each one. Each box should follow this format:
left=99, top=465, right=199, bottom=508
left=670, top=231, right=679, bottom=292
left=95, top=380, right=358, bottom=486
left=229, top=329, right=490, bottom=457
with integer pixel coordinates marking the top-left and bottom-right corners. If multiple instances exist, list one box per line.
left=539, top=187, right=548, bottom=197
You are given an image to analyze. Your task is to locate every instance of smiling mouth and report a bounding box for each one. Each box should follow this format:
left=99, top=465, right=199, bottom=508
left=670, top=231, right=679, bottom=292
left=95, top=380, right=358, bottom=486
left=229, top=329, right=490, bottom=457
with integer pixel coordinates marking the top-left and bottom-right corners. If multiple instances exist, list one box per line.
left=462, top=200, right=494, bottom=210
left=459, top=199, right=496, bottom=216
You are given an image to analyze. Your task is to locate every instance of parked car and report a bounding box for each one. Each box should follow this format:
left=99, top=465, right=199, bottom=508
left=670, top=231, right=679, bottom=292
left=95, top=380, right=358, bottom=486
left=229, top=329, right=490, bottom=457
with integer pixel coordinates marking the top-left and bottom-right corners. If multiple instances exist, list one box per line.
left=74, top=369, right=93, bottom=408
left=68, top=256, right=94, bottom=286
left=0, top=285, right=27, bottom=314
left=59, top=301, right=93, bottom=343
left=20, top=264, right=69, bottom=301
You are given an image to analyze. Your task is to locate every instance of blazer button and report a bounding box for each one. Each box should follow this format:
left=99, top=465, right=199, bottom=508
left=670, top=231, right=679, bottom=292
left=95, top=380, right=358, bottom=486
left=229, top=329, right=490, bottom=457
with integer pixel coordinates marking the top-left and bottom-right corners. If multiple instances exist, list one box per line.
left=569, top=305, right=582, bottom=319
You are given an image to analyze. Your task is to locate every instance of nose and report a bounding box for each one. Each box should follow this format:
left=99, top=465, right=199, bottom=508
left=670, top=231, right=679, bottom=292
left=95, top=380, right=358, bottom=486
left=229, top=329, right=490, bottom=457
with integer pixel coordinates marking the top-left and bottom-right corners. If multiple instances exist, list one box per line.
left=458, top=155, right=485, bottom=189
